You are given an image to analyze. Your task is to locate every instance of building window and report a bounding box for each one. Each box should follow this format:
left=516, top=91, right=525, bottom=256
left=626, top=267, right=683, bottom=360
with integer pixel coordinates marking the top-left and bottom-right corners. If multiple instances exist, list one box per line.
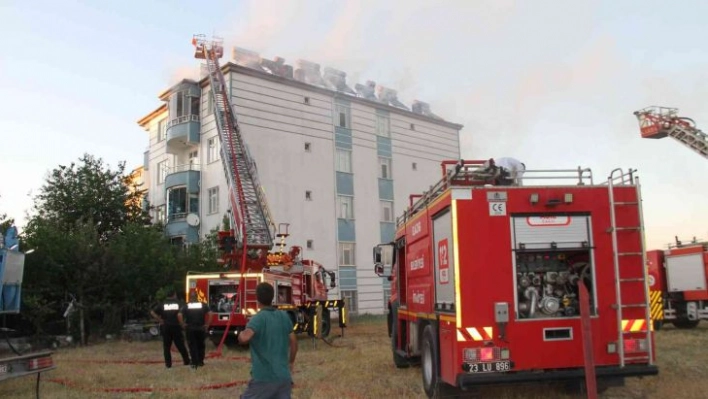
left=304, top=96, right=310, bottom=105
left=206, top=91, right=214, bottom=115
left=335, top=104, right=351, bottom=128
left=341, top=290, right=358, bottom=314
left=376, top=115, right=390, bottom=137
left=410, top=123, right=415, bottom=130
left=305, top=191, right=312, bottom=201
left=167, top=187, right=188, bottom=221
left=155, top=205, right=166, bottom=224
left=157, top=160, right=168, bottom=184
left=157, top=119, right=167, bottom=142
left=338, top=242, right=355, bottom=266
left=189, top=151, right=199, bottom=166
left=412, top=162, right=417, bottom=171
left=338, top=195, right=354, bottom=219
left=380, top=200, right=394, bottom=222
left=304, top=142, right=311, bottom=152
left=306, top=240, right=314, bottom=250
left=208, top=186, right=219, bottom=214
left=379, top=157, right=392, bottom=179
left=207, top=137, right=220, bottom=163
left=336, top=149, right=352, bottom=173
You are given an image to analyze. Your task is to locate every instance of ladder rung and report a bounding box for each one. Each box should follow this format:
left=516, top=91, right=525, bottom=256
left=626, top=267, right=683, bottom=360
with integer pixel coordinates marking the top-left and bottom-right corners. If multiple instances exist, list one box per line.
left=615, top=227, right=641, bottom=231
left=621, top=303, right=647, bottom=308
left=614, top=202, right=639, bottom=205
left=619, top=278, right=645, bottom=282
left=618, top=252, right=642, bottom=256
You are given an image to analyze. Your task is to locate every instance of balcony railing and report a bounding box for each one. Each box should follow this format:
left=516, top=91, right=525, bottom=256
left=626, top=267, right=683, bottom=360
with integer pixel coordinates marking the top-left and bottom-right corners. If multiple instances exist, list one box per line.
left=167, top=114, right=200, bottom=128
left=168, top=163, right=201, bottom=174
left=168, top=212, right=188, bottom=222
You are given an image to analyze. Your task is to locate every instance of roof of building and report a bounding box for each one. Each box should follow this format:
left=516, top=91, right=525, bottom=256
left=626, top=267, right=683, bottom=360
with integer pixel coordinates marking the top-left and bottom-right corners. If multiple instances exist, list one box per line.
left=137, top=103, right=167, bottom=128
left=140, top=48, right=463, bottom=131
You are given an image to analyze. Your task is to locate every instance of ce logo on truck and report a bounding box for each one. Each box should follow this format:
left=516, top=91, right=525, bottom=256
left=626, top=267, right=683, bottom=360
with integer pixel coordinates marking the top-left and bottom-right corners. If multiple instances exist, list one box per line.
left=489, top=202, right=506, bottom=216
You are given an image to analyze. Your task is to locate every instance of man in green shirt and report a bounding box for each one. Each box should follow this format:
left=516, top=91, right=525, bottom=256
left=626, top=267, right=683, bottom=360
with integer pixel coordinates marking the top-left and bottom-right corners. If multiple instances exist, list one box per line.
left=238, top=282, right=298, bottom=398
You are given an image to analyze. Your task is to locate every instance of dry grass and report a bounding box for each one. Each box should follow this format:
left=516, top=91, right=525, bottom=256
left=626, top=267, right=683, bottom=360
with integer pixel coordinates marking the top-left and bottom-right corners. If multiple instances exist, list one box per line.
left=2, top=317, right=708, bottom=398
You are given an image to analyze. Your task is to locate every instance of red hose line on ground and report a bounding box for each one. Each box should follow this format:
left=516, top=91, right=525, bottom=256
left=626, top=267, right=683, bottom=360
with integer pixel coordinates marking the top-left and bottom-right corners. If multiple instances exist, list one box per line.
left=47, top=378, right=248, bottom=393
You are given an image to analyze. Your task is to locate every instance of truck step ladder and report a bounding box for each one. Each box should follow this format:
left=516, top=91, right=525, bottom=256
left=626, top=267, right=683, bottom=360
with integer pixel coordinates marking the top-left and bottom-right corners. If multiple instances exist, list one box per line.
left=607, top=169, right=654, bottom=368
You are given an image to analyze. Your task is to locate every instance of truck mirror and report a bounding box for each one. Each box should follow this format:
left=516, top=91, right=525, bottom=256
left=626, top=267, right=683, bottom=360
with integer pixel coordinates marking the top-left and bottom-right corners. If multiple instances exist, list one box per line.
left=373, top=246, right=383, bottom=264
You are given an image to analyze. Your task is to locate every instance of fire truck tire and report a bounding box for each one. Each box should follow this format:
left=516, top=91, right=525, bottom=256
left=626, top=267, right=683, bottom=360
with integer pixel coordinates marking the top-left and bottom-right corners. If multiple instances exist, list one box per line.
left=320, top=308, right=332, bottom=338
left=422, top=325, right=457, bottom=398
left=672, top=319, right=699, bottom=329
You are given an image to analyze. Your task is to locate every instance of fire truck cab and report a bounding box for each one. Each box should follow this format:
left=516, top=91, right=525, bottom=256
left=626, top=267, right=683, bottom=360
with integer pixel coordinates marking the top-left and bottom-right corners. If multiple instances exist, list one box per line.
left=374, top=160, right=658, bottom=397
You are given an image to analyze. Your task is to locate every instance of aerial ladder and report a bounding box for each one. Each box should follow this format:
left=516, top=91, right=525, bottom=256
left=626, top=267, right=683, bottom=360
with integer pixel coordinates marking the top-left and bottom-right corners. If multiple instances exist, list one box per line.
left=634, top=106, right=708, bottom=159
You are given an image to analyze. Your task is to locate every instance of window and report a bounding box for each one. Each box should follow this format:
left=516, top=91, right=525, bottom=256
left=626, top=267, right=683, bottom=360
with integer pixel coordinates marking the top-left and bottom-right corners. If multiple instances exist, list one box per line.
left=410, top=123, right=415, bottom=130
left=157, top=119, right=167, bottom=142
left=206, top=91, right=214, bottom=115
left=189, top=151, right=199, bottom=166
left=306, top=240, right=314, bottom=250
left=305, top=191, right=312, bottom=201
left=157, top=160, right=168, bottom=184
left=167, top=187, right=188, bottom=220
left=207, top=137, right=220, bottom=163
left=304, top=96, right=310, bottom=105
left=338, top=195, right=354, bottom=219
left=376, top=115, right=390, bottom=137
left=380, top=201, right=394, bottom=222
left=338, top=242, right=355, bottom=265
left=379, top=157, right=392, bottom=179
left=155, top=205, right=166, bottom=224
left=208, top=186, right=219, bottom=214
left=304, top=142, right=311, bottom=152
left=341, top=290, right=358, bottom=314
left=176, top=92, right=185, bottom=118
left=412, top=162, right=417, bottom=171
left=336, top=149, right=352, bottom=173
left=335, top=104, right=351, bottom=128
left=191, top=96, right=200, bottom=117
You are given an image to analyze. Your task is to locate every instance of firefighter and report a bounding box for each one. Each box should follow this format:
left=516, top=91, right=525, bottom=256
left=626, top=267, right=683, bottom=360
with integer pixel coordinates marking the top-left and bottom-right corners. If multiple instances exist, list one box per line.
left=150, top=288, right=191, bottom=368
left=482, top=157, right=526, bottom=186
left=179, top=291, right=211, bottom=369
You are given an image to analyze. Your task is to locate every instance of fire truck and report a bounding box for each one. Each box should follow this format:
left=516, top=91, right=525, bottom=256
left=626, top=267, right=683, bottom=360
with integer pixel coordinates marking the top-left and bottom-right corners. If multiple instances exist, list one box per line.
left=186, top=36, right=345, bottom=346
left=374, top=160, right=658, bottom=397
left=646, top=239, right=708, bottom=329
left=1, top=226, right=56, bottom=382
left=634, top=106, right=708, bottom=329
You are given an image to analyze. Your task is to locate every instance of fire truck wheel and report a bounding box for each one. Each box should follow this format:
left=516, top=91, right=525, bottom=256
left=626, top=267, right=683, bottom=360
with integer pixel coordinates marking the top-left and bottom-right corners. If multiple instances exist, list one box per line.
left=422, top=325, right=457, bottom=398
left=320, top=309, right=331, bottom=338
left=672, top=319, right=699, bottom=329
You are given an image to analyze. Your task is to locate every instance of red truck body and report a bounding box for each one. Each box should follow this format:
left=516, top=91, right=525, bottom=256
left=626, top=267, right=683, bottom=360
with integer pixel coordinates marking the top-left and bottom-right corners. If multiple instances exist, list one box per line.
left=375, top=160, right=658, bottom=396
left=646, top=241, right=708, bottom=329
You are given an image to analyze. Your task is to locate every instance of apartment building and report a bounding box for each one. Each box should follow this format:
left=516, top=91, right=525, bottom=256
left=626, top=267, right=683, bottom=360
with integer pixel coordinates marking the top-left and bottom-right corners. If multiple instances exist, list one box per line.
left=137, top=48, right=462, bottom=314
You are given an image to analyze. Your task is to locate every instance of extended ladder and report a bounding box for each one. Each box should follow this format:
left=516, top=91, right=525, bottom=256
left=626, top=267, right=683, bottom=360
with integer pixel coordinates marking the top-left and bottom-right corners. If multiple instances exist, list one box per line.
left=607, top=169, right=653, bottom=367
left=193, top=35, right=275, bottom=250
left=634, top=106, right=708, bottom=160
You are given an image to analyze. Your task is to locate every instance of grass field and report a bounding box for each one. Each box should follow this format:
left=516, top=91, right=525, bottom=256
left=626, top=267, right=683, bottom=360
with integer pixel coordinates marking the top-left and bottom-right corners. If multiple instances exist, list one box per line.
left=2, top=316, right=708, bottom=398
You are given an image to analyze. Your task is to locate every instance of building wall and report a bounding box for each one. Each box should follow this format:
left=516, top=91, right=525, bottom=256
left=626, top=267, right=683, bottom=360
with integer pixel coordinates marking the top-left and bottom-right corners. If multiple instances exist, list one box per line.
left=142, top=65, right=461, bottom=315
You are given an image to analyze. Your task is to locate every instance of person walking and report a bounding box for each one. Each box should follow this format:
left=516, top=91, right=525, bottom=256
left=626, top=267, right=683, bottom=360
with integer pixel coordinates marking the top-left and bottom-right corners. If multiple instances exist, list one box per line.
left=179, top=290, right=211, bottom=370
left=150, top=288, right=191, bottom=368
left=238, top=282, right=298, bottom=399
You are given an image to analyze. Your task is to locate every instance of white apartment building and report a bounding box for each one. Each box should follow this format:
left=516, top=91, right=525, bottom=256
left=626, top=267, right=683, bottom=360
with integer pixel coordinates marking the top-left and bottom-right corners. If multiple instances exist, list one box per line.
left=137, top=48, right=462, bottom=314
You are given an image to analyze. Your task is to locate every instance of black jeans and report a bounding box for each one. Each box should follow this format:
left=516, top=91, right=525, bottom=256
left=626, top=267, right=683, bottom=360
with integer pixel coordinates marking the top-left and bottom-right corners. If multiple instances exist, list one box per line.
left=185, top=327, right=206, bottom=366
left=161, top=324, right=190, bottom=367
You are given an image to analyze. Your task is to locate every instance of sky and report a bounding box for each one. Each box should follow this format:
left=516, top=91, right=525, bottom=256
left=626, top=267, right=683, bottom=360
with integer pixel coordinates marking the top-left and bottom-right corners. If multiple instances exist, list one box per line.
left=0, top=0, right=706, bottom=250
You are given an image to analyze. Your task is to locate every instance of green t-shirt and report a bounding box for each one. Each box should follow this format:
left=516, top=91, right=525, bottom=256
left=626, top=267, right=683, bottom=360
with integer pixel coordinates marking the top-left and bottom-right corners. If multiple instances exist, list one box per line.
left=245, top=307, right=294, bottom=382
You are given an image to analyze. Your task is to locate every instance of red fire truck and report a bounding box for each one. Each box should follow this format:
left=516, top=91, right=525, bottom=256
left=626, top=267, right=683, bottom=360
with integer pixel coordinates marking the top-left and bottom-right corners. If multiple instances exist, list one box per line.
left=187, top=36, right=345, bottom=346
left=646, top=239, right=708, bottom=329
left=374, top=160, right=658, bottom=397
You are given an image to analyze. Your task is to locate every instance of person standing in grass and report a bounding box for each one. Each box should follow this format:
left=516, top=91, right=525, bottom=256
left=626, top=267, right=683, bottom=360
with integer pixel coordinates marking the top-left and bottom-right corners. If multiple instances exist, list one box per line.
left=238, top=282, right=298, bottom=399
left=150, top=288, right=191, bottom=368
left=179, top=290, right=211, bottom=370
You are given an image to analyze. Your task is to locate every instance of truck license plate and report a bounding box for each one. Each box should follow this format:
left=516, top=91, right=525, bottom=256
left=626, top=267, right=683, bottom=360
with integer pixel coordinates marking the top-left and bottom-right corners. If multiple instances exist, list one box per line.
left=469, top=361, right=511, bottom=373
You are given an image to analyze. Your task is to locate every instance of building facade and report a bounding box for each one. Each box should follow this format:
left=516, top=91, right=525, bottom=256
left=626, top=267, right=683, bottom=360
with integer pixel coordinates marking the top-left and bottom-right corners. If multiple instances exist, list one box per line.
left=137, top=49, right=462, bottom=314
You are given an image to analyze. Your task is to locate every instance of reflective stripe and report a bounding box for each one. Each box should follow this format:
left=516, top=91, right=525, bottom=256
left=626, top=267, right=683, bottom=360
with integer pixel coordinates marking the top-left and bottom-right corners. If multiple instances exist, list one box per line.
left=621, top=319, right=646, bottom=332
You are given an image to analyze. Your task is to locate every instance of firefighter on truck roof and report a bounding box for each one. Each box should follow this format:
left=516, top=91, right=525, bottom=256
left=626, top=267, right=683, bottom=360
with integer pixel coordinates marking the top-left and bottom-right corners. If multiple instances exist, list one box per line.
left=482, top=157, right=526, bottom=186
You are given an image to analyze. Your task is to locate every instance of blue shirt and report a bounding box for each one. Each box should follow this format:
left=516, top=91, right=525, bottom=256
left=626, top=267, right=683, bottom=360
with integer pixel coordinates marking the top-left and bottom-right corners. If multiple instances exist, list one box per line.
left=245, top=307, right=294, bottom=383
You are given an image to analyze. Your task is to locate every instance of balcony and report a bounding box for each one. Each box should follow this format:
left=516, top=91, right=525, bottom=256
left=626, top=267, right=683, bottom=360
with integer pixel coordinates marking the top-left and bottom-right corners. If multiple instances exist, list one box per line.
left=165, top=214, right=200, bottom=243
left=166, top=114, right=200, bottom=151
left=164, top=164, right=200, bottom=193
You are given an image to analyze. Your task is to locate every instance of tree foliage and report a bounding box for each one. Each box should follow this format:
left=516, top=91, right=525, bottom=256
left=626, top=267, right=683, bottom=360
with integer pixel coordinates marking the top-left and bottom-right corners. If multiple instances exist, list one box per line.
left=18, top=154, right=218, bottom=343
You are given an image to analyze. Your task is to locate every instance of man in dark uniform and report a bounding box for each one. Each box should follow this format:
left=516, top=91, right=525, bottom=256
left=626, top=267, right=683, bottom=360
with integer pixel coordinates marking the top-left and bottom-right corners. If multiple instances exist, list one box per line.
left=179, top=290, right=211, bottom=369
left=150, top=288, right=191, bottom=368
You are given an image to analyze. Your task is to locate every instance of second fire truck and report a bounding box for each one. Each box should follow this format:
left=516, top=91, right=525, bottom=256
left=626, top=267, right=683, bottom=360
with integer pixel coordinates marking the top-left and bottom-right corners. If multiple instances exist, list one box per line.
left=374, top=160, right=658, bottom=397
